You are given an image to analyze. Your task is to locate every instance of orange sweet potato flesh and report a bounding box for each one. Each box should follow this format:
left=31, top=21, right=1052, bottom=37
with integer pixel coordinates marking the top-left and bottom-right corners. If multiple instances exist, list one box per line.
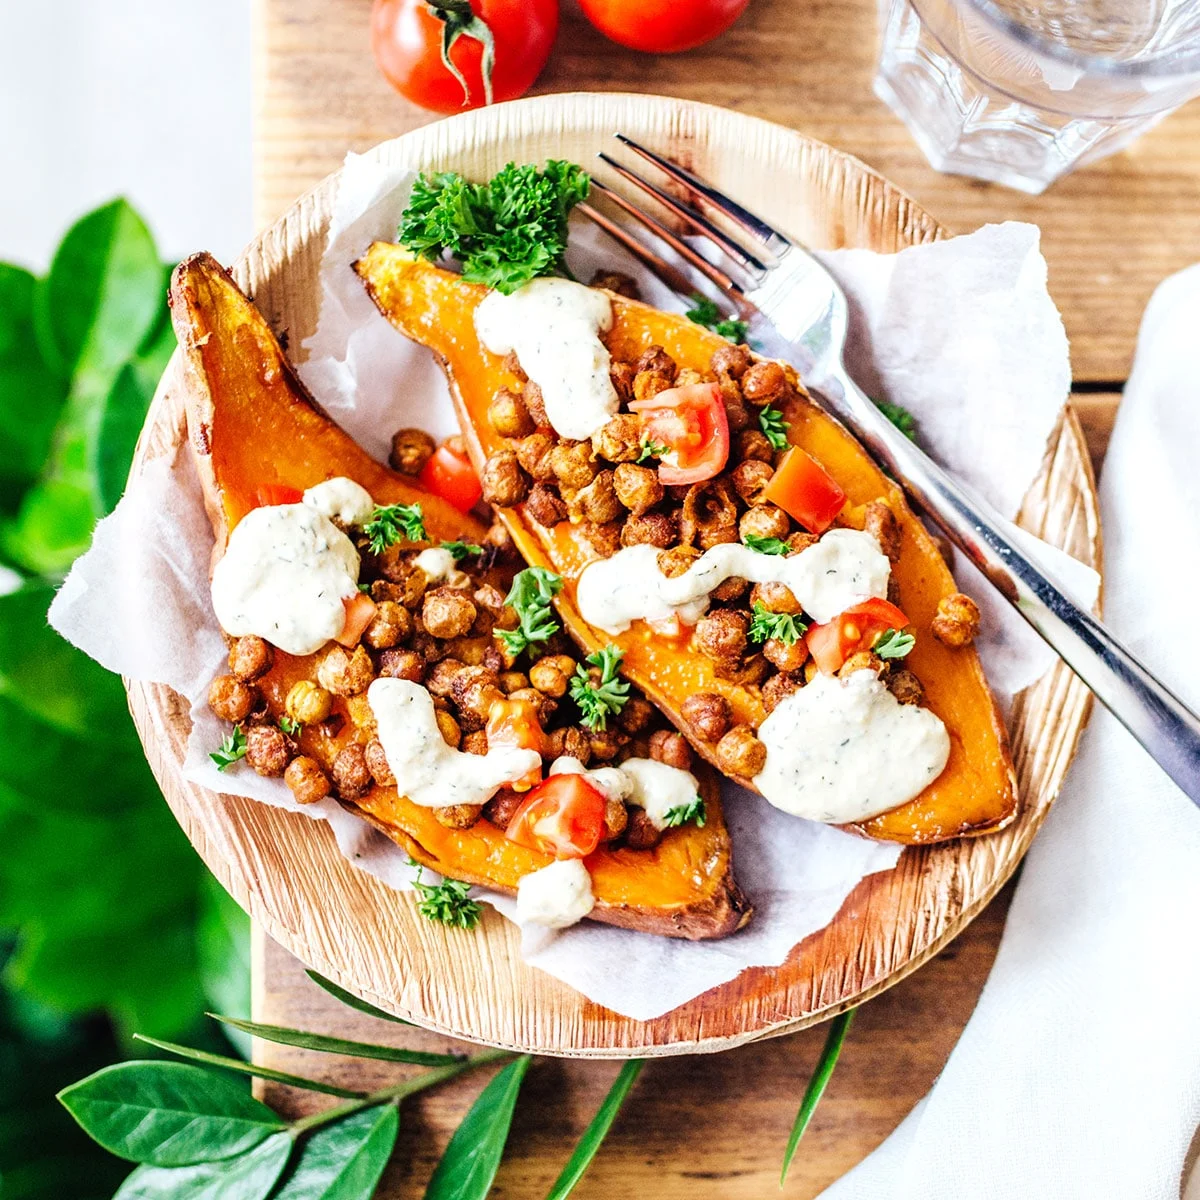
left=354, top=245, right=1019, bottom=845
left=170, top=252, right=750, bottom=939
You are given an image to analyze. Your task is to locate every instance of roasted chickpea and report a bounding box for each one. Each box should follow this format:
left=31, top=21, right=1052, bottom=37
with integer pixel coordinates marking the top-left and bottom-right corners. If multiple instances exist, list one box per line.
left=286, top=680, right=333, bottom=726
left=680, top=480, right=739, bottom=550
left=522, top=381, right=549, bottom=427
left=525, top=482, right=567, bottom=528
left=245, top=724, right=289, bottom=777
left=624, top=807, right=664, bottom=851
left=580, top=520, right=623, bottom=558
left=711, top=343, right=751, bottom=380
left=839, top=650, right=885, bottom=679
left=864, top=500, right=902, bottom=563
left=377, top=648, right=425, bottom=684
left=591, top=413, right=643, bottom=463
left=590, top=269, right=639, bottom=298
left=434, top=804, right=482, bottom=829
left=764, top=636, right=809, bottom=673
left=731, top=459, right=775, bottom=505
left=739, top=504, right=791, bottom=542
left=649, top=728, right=693, bottom=770
left=483, top=786, right=523, bottom=829
left=548, top=441, right=598, bottom=490
left=588, top=727, right=628, bottom=761
left=480, top=450, right=530, bottom=508
left=621, top=511, right=677, bottom=549
left=612, top=462, right=663, bottom=515
left=617, top=696, right=654, bottom=734
left=636, top=346, right=676, bottom=377
left=389, top=427, right=436, bottom=475
left=932, top=593, right=981, bottom=647
left=529, top=654, right=577, bottom=698
left=715, top=653, right=770, bottom=687
left=762, top=671, right=803, bottom=713
left=285, top=756, right=331, bottom=804
left=513, top=431, right=556, bottom=481
left=749, top=581, right=801, bottom=614
left=502, top=351, right=527, bottom=382
left=472, top=583, right=507, bottom=616
left=632, top=368, right=674, bottom=403
left=331, top=743, right=372, bottom=800
left=786, top=530, right=819, bottom=555
left=712, top=576, right=749, bottom=603
left=422, top=587, right=477, bottom=639
left=715, top=725, right=767, bottom=776
left=681, top=692, right=732, bottom=743
left=461, top=730, right=489, bottom=755
left=458, top=681, right=506, bottom=731
left=364, top=738, right=395, bottom=785
left=737, top=429, right=776, bottom=464
left=656, top=544, right=701, bottom=578
left=603, top=797, right=629, bottom=841
left=317, top=645, right=374, bottom=696
left=887, top=668, right=925, bottom=706
left=487, top=388, right=534, bottom=439
left=609, top=360, right=636, bottom=404
left=721, top=389, right=752, bottom=434
left=363, top=600, right=412, bottom=650
left=208, top=675, right=255, bottom=723
left=741, top=360, right=787, bottom=406
left=695, top=608, right=749, bottom=664
left=573, top=470, right=624, bottom=524
left=376, top=557, right=429, bottom=608
left=543, top=725, right=592, bottom=765
left=435, top=709, right=462, bottom=748
left=228, top=635, right=272, bottom=681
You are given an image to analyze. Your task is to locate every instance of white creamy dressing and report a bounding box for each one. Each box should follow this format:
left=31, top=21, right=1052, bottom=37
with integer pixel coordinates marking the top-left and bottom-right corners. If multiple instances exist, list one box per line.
left=211, top=502, right=361, bottom=656
left=302, top=477, right=375, bottom=528
left=474, top=277, right=618, bottom=441
left=575, top=528, right=890, bottom=635
left=754, top=670, right=951, bottom=823
left=516, top=858, right=595, bottom=929
left=412, top=546, right=468, bottom=588
left=549, top=755, right=700, bottom=831
left=368, top=679, right=541, bottom=809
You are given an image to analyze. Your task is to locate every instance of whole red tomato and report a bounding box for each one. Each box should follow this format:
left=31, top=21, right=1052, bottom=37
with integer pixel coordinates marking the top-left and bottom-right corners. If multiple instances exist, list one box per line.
left=371, top=0, right=558, bottom=114
left=577, top=0, right=750, bottom=53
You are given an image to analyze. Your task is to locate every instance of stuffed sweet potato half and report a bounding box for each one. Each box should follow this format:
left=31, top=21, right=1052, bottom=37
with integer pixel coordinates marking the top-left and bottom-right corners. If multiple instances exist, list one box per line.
left=172, top=252, right=749, bottom=940
left=355, top=245, right=1018, bottom=845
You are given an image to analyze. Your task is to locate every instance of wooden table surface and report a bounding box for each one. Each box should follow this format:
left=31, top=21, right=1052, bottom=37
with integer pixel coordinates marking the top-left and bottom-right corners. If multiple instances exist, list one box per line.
left=251, top=0, right=1198, bottom=1193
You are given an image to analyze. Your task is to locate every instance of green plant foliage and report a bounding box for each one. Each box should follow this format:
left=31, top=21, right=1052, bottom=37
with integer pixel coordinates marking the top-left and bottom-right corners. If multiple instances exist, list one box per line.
left=112, top=1132, right=292, bottom=1200
left=272, top=1105, right=399, bottom=1200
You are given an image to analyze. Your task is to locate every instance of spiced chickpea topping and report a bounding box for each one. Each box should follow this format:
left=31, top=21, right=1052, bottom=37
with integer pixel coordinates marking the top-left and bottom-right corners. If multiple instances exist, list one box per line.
left=502, top=350, right=526, bottom=382
left=285, top=756, right=330, bottom=804
left=932, top=592, right=981, bottom=647
left=764, top=636, right=809, bottom=673
left=617, top=696, right=654, bottom=734
left=680, top=479, right=739, bottom=550
left=749, top=581, right=801, bottom=614
left=572, top=470, right=624, bottom=524
left=741, top=360, right=788, bottom=406
left=657, top=545, right=701, bottom=578
left=525, top=481, right=567, bottom=528
left=624, top=808, right=664, bottom=851
left=480, top=449, right=530, bottom=507
left=422, top=587, right=477, bottom=639
left=513, top=431, right=555, bottom=481
left=588, top=727, right=628, bottom=761
left=286, top=680, right=332, bottom=725
left=483, top=786, right=523, bottom=829
left=714, top=653, right=770, bottom=687
left=363, top=600, right=412, bottom=649
left=609, top=360, right=637, bottom=404
left=461, top=730, right=489, bottom=755
left=434, top=804, right=482, bottom=829
left=245, top=724, right=289, bottom=777
left=331, top=743, right=372, bottom=800
left=434, top=709, right=462, bottom=749
left=581, top=520, right=623, bottom=557
left=649, top=729, right=693, bottom=770
left=590, top=269, right=639, bottom=298
left=721, top=388, right=752, bottom=434
left=731, top=459, right=774, bottom=505
left=838, top=650, right=886, bottom=679
left=208, top=675, right=255, bottom=723
left=591, top=413, right=642, bottom=463
left=695, top=608, right=749, bottom=664
left=529, top=654, right=577, bottom=698
left=318, top=645, right=374, bottom=696
left=711, top=343, right=751, bottom=380
left=737, top=428, right=776, bottom=464
left=424, top=658, right=464, bottom=698
left=711, top=576, right=749, bottom=603
left=228, top=635, right=272, bottom=681
left=613, top=462, right=663, bottom=515
left=544, top=725, right=592, bottom=765
left=389, top=427, right=436, bottom=475
left=887, top=668, right=925, bottom=706
left=522, top=381, right=549, bottom=427
left=681, top=692, right=731, bottom=743
left=716, top=725, right=767, bottom=777
left=864, top=500, right=902, bottom=562
left=739, top=503, right=790, bottom=542
left=603, top=797, right=629, bottom=841
left=377, top=648, right=425, bottom=683
left=621, top=511, right=677, bottom=549
left=762, top=671, right=804, bottom=713
left=487, top=388, right=534, bottom=439
left=786, top=530, right=818, bottom=555
left=458, top=681, right=506, bottom=731
left=548, top=441, right=598, bottom=490
left=497, top=670, right=529, bottom=694
left=364, top=738, right=395, bottom=785
left=633, top=368, right=674, bottom=403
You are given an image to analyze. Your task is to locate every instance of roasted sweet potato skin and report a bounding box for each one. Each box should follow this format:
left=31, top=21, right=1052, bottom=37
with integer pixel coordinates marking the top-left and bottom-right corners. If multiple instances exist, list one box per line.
left=170, top=252, right=750, bottom=939
left=354, top=244, right=1018, bottom=845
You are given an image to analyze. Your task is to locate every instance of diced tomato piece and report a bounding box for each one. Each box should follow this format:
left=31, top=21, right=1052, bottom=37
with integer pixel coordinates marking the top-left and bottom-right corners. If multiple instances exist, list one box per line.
left=505, top=772, right=607, bottom=859
left=806, top=597, right=911, bottom=674
left=254, top=483, right=304, bottom=508
left=629, top=382, right=730, bottom=485
left=419, top=444, right=483, bottom=513
left=336, top=593, right=378, bottom=647
left=763, top=447, right=846, bottom=533
left=486, top=697, right=546, bottom=791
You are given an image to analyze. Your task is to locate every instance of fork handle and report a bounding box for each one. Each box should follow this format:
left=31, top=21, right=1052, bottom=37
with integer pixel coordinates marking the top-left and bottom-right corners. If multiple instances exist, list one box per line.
left=823, top=368, right=1200, bottom=806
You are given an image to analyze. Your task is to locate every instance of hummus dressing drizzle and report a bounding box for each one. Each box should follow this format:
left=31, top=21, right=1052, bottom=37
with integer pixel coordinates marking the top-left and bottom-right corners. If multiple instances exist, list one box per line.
left=549, top=755, right=700, bottom=832
left=516, top=858, right=595, bottom=929
left=302, top=477, right=375, bottom=528
left=368, top=678, right=541, bottom=809
left=474, top=277, right=618, bottom=441
left=754, top=670, right=951, bottom=823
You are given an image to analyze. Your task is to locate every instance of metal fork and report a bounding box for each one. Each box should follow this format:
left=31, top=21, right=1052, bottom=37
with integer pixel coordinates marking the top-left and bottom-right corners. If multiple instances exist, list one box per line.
left=578, top=132, right=1200, bottom=807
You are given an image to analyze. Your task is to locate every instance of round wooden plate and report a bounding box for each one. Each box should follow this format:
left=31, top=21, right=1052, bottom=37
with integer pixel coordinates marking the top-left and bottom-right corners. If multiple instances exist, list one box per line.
left=127, top=93, right=1101, bottom=1057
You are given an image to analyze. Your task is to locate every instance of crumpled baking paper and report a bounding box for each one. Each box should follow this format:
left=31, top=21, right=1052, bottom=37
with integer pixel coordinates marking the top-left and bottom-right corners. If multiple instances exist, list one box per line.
left=49, top=150, right=1098, bottom=1021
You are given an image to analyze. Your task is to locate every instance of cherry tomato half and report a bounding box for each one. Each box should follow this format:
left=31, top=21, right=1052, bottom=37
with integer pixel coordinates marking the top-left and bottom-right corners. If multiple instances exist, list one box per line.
left=486, top=697, right=546, bottom=791
left=254, top=484, right=304, bottom=508
left=370, top=0, right=558, bottom=114
left=577, top=0, right=750, bottom=54
left=419, top=443, right=483, bottom=513
left=806, top=597, right=910, bottom=675
left=763, top=446, right=847, bottom=534
left=336, top=593, right=379, bottom=648
left=505, top=773, right=607, bottom=859
left=629, top=382, right=730, bottom=485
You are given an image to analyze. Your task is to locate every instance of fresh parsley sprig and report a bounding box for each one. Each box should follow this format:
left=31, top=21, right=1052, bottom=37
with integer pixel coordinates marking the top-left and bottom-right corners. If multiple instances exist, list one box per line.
left=441, top=539, right=484, bottom=563
left=748, top=603, right=807, bottom=646
left=364, top=502, right=427, bottom=554
left=685, top=293, right=749, bottom=343
left=410, top=859, right=483, bottom=930
left=873, top=627, right=916, bottom=659
left=278, top=714, right=301, bottom=736
left=662, top=796, right=707, bottom=828
left=399, top=161, right=590, bottom=295
left=498, top=567, right=563, bottom=657
left=874, top=398, right=917, bottom=441
left=636, top=437, right=668, bottom=465
left=570, top=644, right=631, bottom=732
left=210, top=725, right=247, bottom=771
left=743, top=533, right=791, bottom=556
left=759, top=405, right=790, bottom=451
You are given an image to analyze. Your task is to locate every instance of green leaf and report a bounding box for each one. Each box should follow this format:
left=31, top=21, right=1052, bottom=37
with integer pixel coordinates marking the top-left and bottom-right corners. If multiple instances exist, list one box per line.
left=872, top=398, right=917, bottom=441
left=569, top=643, right=630, bottom=732
left=423, top=1055, right=532, bottom=1200
left=363, top=503, right=427, bottom=554
left=660, top=797, right=706, bottom=829
left=545, top=1060, right=643, bottom=1200
left=0, top=476, right=97, bottom=575
left=195, top=874, right=251, bottom=1057
left=133, top=1036, right=370, bottom=1100
left=497, top=566, right=562, bottom=657
left=742, top=534, right=789, bottom=556
left=304, top=971, right=412, bottom=1026
left=113, top=1131, right=292, bottom=1200
left=747, top=602, right=806, bottom=646
left=758, top=405, right=790, bottom=451
left=273, top=1104, right=399, bottom=1200
left=210, top=725, right=248, bottom=771
left=872, top=627, right=915, bottom=660
left=209, top=1016, right=463, bottom=1068
left=780, top=1009, right=855, bottom=1184
left=57, top=1060, right=284, bottom=1166
left=410, top=862, right=483, bottom=931
left=92, top=361, right=152, bottom=515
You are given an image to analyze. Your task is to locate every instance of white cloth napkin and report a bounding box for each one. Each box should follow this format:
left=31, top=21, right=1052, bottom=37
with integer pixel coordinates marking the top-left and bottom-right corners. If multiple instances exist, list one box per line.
left=822, top=263, right=1200, bottom=1199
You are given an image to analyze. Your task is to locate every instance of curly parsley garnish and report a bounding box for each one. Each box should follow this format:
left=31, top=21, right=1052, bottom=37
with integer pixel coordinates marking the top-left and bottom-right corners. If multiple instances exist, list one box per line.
left=637, top=437, right=668, bottom=465
left=210, top=725, right=247, bottom=772
left=278, top=715, right=301, bottom=736
left=662, top=796, right=707, bottom=828
left=873, top=627, right=916, bottom=659
left=398, top=161, right=590, bottom=295
left=440, top=540, right=484, bottom=563
left=685, top=293, right=748, bottom=343
left=408, top=859, right=482, bottom=930
left=498, top=567, right=563, bottom=657
left=743, top=534, right=790, bottom=556
left=364, top=503, right=427, bottom=554
left=570, top=644, right=631, bottom=731
left=748, top=603, right=807, bottom=646
left=873, top=399, right=917, bottom=441
left=759, top=405, right=790, bottom=451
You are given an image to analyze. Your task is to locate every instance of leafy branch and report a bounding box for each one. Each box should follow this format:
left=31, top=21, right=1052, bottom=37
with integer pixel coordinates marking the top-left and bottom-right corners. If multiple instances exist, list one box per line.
left=363, top=502, right=427, bottom=554
left=497, top=566, right=563, bottom=657
left=748, top=603, right=807, bottom=646
left=569, top=643, right=631, bottom=731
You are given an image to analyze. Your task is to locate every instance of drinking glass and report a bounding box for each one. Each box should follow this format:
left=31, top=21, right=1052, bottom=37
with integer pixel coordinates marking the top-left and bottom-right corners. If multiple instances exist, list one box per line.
left=874, top=0, right=1200, bottom=193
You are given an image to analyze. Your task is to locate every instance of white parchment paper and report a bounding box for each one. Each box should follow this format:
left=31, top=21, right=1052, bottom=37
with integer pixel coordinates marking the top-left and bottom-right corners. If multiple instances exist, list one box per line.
left=49, top=151, right=1098, bottom=1021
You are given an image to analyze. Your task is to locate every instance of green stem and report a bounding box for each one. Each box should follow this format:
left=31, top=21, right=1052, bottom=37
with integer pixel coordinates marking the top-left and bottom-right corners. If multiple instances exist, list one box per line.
left=290, top=1049, right=514, bottom=1137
